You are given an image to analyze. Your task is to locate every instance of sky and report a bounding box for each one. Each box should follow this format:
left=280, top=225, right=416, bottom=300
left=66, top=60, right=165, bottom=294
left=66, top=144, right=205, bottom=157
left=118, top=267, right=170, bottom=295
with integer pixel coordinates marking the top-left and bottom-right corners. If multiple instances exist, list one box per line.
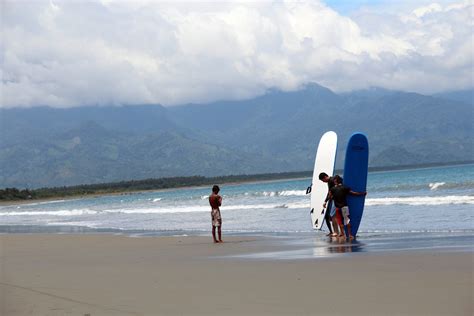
left=1, top=0, right=473, bottom=108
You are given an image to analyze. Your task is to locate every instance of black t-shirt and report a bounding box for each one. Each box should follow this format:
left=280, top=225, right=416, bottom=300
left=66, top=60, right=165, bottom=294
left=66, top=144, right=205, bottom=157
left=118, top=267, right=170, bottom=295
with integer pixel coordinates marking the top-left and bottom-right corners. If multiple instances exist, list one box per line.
left=327, top=176, right=337, bottom=190
left=325, top=176, right=342, bottom=202
left=330, top=185, right=351, bottom=208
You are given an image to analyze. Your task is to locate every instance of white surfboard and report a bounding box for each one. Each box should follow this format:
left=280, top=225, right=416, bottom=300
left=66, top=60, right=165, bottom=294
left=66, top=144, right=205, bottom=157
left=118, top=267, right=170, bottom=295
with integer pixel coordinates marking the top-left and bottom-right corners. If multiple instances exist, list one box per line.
left=309, top=131, right=337, bottom=230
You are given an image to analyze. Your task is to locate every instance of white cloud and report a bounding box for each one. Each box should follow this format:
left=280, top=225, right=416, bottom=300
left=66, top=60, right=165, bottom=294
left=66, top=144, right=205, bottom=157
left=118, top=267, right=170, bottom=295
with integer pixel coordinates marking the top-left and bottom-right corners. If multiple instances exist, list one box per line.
left=1, top=0, right=472, bottom=108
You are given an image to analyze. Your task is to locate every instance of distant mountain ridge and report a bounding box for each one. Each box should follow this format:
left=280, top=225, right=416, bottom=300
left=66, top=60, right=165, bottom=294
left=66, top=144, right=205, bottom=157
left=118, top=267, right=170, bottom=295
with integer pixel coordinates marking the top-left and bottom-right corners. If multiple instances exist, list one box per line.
left=434, top=89, right=473, bottom=105
left=1, top=84, right=472, bottom=188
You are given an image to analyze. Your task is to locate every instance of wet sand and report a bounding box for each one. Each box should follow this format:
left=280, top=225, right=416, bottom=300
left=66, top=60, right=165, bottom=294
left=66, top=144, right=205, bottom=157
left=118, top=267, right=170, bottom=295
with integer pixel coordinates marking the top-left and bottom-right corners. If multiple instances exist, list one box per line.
left=0, top=234, right=472, bottom=315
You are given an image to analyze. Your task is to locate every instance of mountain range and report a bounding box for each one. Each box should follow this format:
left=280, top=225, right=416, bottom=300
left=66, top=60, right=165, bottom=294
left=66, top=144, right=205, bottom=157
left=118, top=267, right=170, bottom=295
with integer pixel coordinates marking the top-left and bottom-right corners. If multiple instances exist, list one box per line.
left=1, top=84, right=472, bottom=188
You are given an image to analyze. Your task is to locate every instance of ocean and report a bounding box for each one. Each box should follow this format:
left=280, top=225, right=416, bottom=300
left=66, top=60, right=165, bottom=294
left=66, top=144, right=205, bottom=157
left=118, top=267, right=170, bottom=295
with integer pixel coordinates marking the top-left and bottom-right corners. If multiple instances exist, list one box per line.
left=1, top=164, right=473, bottom=236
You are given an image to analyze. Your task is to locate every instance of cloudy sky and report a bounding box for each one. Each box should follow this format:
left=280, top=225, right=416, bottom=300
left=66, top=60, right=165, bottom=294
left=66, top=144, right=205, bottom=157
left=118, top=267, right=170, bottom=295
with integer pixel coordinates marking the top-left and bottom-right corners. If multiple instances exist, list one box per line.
left=1, top=0, right=473, bottom=108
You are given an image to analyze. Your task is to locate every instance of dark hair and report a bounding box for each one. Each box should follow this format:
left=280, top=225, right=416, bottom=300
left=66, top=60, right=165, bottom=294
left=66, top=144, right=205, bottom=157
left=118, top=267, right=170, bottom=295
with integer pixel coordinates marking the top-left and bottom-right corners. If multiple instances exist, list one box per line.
left=318, top=172, right=328, bottom=180
left=212, top=185, right=220, bottom=193
left=334, top=175, right=343, bottom=184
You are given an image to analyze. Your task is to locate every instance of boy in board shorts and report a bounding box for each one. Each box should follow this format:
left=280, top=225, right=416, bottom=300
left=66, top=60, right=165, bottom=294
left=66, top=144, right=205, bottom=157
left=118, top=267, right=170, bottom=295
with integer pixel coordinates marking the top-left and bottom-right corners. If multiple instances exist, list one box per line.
left=323, top=176, right=366, bottom=240
left=209, top=185, right=223, bottom=243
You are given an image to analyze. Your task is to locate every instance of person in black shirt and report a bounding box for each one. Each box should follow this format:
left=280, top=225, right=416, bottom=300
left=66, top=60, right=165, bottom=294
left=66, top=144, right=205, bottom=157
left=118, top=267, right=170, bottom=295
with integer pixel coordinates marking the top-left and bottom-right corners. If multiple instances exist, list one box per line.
left=319, top=172, right=342, bottom=237
left=323, top=176, right=366, bottom=240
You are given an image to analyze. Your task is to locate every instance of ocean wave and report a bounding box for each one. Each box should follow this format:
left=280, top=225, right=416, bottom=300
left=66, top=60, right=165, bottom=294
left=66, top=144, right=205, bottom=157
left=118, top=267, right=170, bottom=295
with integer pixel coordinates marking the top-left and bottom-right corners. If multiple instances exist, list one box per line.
left=3, top=195, right=472, bottom=217
left=369, top=181, right=473, bottom=192
left=0, top=199, right=74, bottom=209
left=102, top=206, right=208, bottom=214
left=0, top=204, right=294, bottom=217
left=197, top=181, right=474, bottom=199
left=262, top=190, right=307, bottom=197
left=281, top=196, right=474, bottom=208
left=0, top=209, right=98, bottom=216
left=365, top=195, right=474, bottom=206
left=46, top=221, right=100, bottom=227
left=429, top=182, right=445, bottom=190
left=102, top=203, right=293, bottom=214
left=278, top=190, right=307, bottom=196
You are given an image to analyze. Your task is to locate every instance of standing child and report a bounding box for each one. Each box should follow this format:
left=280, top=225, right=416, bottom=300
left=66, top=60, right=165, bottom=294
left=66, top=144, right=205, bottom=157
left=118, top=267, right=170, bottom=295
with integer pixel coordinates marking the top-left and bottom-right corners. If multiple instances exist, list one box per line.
left=209, top=185, right=223, bottom=243
left=324, top=176, right=366, bottom=240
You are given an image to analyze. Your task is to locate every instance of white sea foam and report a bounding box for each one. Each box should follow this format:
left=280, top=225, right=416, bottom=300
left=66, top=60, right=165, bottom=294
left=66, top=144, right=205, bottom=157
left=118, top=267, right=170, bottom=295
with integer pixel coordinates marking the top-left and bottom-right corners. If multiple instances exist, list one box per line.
left=0, top=209, right=98, bottom=216
left=0, top=204, right=294, bottom=217
left=227, top=204, right=280, bottom=210
left=261, top=190, right=306, bottom=197
left=30, top=199, right=69, bottom=205
left=283, top=196, right=474, bottom=208
left=429, top=182, right=445, bottom=190
left=153, top=198, right=162, bottom=202
left=365, top=195, right=474, bottom=206
left=102, top=203, right=292, bottom=214
left=1, top=199, right=71, bottom=208
left=2, top=195, right=472, bottom=218
left=46, top=221, right=99, bottom=227
left=278, top=190, right=307, bottom=196
left=284, top=202, right=311, bottom=209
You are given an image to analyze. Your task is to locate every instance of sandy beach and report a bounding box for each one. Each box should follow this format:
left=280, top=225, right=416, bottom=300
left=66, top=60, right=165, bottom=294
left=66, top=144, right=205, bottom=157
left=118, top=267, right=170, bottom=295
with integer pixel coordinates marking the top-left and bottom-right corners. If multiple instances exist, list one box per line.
left=0, top=234, right=472, bottom=316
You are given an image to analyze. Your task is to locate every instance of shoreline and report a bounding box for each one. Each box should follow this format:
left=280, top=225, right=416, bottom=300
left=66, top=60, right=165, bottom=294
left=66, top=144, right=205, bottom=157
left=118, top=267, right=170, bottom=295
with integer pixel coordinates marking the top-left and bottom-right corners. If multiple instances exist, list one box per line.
left=1, top=233, right=472, bottom=315
left=1, top=161, right=472, bottom=205
left=1, top=228, right=472, bottom=254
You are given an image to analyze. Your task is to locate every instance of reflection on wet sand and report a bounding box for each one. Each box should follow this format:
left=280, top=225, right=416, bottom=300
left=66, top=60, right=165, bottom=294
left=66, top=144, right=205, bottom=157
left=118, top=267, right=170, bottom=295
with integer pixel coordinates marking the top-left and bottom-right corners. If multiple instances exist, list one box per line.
left=225, top=232, right=473, bottom=260
left=312, top=236, right=365, bottom=256
left=327, top=236, right=365, bottom=253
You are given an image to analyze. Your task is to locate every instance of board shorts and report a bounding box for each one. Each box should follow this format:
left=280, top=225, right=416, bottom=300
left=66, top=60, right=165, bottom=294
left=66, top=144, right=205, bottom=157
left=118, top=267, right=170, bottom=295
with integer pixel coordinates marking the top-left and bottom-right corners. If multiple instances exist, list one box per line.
left=335, top=206, right=350, bottom=226
left=211, top=208, right=222, bottom=227
left=329, top=202, right=336, bottom=217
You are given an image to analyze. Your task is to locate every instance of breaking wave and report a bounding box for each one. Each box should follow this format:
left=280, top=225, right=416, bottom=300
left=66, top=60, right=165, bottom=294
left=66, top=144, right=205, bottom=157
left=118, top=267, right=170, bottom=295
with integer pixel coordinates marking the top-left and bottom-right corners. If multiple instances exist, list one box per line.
left=429, top=182, right=445, bottom=190
left=365, top=195, right=474, bottom=206
left=369, top=181, right=473, bottom=192
left=262, top=190, right=307, bottom=197
left=1, top=195, right=472, bottom=218
left=0, top=209, right=98, bottom=216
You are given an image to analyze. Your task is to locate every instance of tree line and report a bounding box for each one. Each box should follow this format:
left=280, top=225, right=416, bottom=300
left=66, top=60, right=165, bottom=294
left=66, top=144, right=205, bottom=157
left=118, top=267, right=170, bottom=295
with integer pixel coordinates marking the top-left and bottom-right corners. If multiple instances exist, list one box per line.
left=0, top=171, right=312, bottom=201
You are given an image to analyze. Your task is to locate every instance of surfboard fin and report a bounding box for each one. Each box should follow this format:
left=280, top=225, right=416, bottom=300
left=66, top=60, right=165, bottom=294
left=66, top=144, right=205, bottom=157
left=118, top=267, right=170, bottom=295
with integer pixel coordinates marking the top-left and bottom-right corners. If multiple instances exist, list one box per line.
left=306, top=186, right=312, bottom=194
left=320, top=209, right=325, bottom=215
left=310, top=208, right=314, bottom=214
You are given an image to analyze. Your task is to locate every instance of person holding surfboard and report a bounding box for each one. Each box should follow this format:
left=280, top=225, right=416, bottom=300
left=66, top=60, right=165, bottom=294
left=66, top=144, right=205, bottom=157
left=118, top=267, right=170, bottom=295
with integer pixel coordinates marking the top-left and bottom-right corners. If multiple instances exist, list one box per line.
left=319, top=172, right=340, bottom=237
left=324, top=176, right=366, bottom=240
left=209, top=185, right=223, bottom=243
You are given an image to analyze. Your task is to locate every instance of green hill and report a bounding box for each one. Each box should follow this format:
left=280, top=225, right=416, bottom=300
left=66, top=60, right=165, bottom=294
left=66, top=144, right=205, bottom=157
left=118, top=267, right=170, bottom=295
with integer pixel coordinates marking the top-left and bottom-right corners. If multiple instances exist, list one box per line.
left=1, top=84, right=472, bottom=188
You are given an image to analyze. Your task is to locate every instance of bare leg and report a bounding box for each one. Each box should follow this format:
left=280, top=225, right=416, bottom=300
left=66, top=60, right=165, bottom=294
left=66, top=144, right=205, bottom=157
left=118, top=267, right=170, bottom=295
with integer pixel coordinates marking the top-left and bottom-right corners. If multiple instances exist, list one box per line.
left=347, top=223, right=354, bottom=240
left=218, top=226, right=222, bottom=242
left=335, top=208, right=344, bottom=238
left=324, top=209, right=333, bottom=235
left=331, top=217, right=339, bottom=236
left=212, top=226, right=218, bottom=243
left=338, top=224, right=345, bottom=238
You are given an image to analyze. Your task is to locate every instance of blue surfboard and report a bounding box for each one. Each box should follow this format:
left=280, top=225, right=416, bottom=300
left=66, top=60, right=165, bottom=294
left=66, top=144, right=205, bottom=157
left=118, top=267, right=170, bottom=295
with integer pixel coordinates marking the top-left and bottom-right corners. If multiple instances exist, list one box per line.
left=343, top=133, right=369, bottom=237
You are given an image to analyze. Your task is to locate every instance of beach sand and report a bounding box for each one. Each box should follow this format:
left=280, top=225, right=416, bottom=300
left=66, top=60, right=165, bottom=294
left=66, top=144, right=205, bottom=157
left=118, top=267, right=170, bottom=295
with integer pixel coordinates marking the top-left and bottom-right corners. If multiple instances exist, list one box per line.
left=0, top=234, right=472, bottom=316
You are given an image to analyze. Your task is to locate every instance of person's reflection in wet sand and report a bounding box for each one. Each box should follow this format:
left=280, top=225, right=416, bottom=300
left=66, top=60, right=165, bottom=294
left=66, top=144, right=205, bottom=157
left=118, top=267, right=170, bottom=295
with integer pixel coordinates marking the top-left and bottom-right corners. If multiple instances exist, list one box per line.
left=327, top=236, right=364, bottom=253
